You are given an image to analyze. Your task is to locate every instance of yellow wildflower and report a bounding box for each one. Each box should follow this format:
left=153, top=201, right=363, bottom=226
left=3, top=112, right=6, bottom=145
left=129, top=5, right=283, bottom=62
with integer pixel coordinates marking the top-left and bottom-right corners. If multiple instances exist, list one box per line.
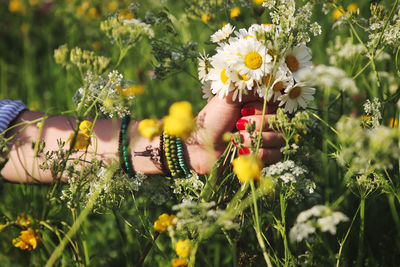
left=79, top=120, right=93, bottom=137
left=138, top=119, right=162, bottom=141
left=12, top=228, right=40, bottom=250
left=16, top=214, right=31, bottom=228
left=172, top=258, right=188, bottom=267
left=232, top=155, right=262, bottom=183
left=88, top=7, right=100, bottom=19
left=389, top=118, right=398, bottom=128
left=108, top=1, right=118, bottom=12
left=253, top=0, right=264, bottom=4
left=0, top=225, right=6, bottom=232
left=67, top=132, right=91, bottom=150
left=117, top=85, right=144, bottom=96
left=201, top=13, right=211, bottom=24
left=153, top=213, right=177, bottom=233
left=347, top=3, right=358, bottom=12
left=9, top=0, right=22, bottom=13
left=332, top=7, right=344, bottom=20
left=230, top=7, right=240, bottom=19
left=175, top=239, right=191, bottom=258
left=163, top=101, right=195, bottom=140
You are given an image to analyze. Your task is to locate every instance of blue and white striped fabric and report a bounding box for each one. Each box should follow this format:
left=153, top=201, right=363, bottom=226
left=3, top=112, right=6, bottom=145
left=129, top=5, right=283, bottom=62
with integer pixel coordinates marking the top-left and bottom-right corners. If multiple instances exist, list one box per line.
left=0, top=100, right=27, bottom=134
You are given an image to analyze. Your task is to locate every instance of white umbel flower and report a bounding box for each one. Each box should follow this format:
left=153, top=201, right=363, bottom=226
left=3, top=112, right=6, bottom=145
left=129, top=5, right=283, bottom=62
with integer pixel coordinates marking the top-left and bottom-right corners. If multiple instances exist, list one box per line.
left=284, top=44, right=312, bottom=81
left=231, top=38, right=272, bottom=82
left=279, top=82, right=315, bottom=114
left=211, top=23, right=235, bottom=43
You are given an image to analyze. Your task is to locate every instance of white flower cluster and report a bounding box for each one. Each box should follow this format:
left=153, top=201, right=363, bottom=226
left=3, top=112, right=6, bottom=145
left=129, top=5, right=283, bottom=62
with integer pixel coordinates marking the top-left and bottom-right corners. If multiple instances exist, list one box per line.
left=336, top=116, right=399, bottom=174
left=200, top=22, right=316, bottom=113
left=171, top=201, right=237, bottom=238
left=262, top=160, right=315, bottom=202
left=298, top=64, right=358, bottom=95
left=363, top=98, right=382, bottom=128
left=171, top=172, right=205, bottom=201
left=326, top=36, right=365, bottom=66
left=73, top=70, right=135, bottom=118
left=368, top=10, right=400, bottom=49
left=289, top=205, right=349, bottom=242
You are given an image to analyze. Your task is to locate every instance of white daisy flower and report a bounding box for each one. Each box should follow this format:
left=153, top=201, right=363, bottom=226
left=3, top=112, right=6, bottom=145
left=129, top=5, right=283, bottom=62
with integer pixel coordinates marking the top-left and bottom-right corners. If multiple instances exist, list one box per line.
left=279, top=82, right=315, bottom=114
left=198, top=51, right=210, bottom=83
left=248, top=23, right=273, bottom=41
left=228, top=70, right=254, bottom=102
left=211, top=23, right=235, bottom=43
left=207, top=53, right=235, bottom=98
left=231, top=38, right=272, bottom=82
left=258, top=66, right=293, bottom=102
left=284, top=44, right=312, bottom=81
left=233, top=28, right=254, bottom=40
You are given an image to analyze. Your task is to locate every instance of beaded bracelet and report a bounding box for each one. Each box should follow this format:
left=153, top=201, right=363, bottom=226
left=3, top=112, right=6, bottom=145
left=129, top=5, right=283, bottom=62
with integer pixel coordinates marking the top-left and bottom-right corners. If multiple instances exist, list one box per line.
left=175, top=137, right=191, bottom=178
left=119, top=115, right=135, bottom=178
left=159, top=132, right=170, bottom=175
left=163, top=133, right=190, bottom=178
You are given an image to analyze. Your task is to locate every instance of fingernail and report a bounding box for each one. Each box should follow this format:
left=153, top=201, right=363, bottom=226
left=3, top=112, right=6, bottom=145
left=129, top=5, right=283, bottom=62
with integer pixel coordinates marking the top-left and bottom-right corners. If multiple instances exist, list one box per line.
left=238, top=147, right=250, bottom=155
left=236, top=119, right=248, bottom=131
left=232, top=134, right=244, bottom=146
left=241, top=107, right=255, bottom=117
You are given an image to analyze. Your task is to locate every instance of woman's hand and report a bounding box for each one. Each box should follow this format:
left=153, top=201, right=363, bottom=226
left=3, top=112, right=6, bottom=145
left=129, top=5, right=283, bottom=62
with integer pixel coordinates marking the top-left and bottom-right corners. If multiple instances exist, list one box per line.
left=185, top=94, right=284, bottom=174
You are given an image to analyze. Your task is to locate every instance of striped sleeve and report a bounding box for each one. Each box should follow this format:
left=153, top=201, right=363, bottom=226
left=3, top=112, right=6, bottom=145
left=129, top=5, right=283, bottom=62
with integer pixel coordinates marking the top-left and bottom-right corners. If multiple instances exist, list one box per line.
left=0, top=100, right=28, bottom=134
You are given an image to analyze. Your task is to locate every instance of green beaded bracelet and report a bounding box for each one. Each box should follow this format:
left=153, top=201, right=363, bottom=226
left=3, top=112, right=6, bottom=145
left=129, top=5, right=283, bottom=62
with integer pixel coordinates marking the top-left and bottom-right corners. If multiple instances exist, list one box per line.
left=119, top=115, right=135, bottom=178
left=163, top=133, right=190, bottom=178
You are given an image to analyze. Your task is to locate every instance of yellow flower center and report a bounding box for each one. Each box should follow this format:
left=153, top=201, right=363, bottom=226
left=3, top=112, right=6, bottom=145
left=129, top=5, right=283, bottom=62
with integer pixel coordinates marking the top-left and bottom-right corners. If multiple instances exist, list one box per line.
left=245, top=52, right=262, bottom=70
left=238, top=71, right=249, bottom=81
left=289, top=87, right=302, bottom=99
left=285, top=55, right=299, bottom=72
left=220, top=69, right=229, bottom=84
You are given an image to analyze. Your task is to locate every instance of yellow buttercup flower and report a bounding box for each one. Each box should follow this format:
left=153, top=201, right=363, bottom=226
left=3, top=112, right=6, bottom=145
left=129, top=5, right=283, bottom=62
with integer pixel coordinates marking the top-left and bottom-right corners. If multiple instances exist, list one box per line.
left=9, top=0, right=22, bottom=13
left=138, top=119, right=162, bottom=141
left=88, top=7, right=100, bottom=19
left=0, top=225, right=6, bottom=233
left=12, top=228, right=40, bottom=250
left=230, top=7, right=240, bottom=19
left=232, top=155, right=262, bottom=183
left=332, top=7, right=344, bottom=20
left=175, top=239, right=191, bottom=258
left=253, top=0, right=264, bottom=4
left=67, top=132, right=91, bottom=150
left=108, top=1, right=118, bottom=12
left=79, top=120, right=93, bottom=137
left=153, top=213, right=177, bottom=233
left=163, top=101, right=195, bottom=140
left=347, top=3, right=358, bottom=12
left=172, top=258, right=188, bottom=267
left=201, top=13, right=211, bottom=24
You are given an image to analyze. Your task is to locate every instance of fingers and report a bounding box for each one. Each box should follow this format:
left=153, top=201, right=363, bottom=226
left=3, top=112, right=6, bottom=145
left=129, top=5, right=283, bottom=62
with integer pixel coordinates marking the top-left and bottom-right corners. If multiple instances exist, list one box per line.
left=236, top=115, right=276, bottom=132
left=236, top=147, right=282, bottom=165
left=238, top=131, right=285, bottom=148
left=241, top=101, right=279, bottom=115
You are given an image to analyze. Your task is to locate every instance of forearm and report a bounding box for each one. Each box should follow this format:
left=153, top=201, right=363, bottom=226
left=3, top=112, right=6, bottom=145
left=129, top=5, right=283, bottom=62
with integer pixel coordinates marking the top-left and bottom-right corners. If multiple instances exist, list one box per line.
left=0, top=111, right=167, bottom=183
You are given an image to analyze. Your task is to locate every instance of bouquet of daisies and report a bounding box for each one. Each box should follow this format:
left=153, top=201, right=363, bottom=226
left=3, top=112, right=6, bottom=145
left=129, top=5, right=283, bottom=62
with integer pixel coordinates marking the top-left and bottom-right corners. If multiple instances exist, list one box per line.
left=199, top=23, right=315, bottom=114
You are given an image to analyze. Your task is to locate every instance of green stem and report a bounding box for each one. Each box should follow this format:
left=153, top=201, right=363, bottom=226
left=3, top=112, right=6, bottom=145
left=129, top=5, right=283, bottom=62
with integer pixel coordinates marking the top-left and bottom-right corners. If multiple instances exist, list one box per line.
left=280, top=191, right=291, bottom=266
left=356, top=196, right=366, bottom=267
left=336, top=205, right=360, bottom=267
left=251, top=181, right=273, bottom=267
